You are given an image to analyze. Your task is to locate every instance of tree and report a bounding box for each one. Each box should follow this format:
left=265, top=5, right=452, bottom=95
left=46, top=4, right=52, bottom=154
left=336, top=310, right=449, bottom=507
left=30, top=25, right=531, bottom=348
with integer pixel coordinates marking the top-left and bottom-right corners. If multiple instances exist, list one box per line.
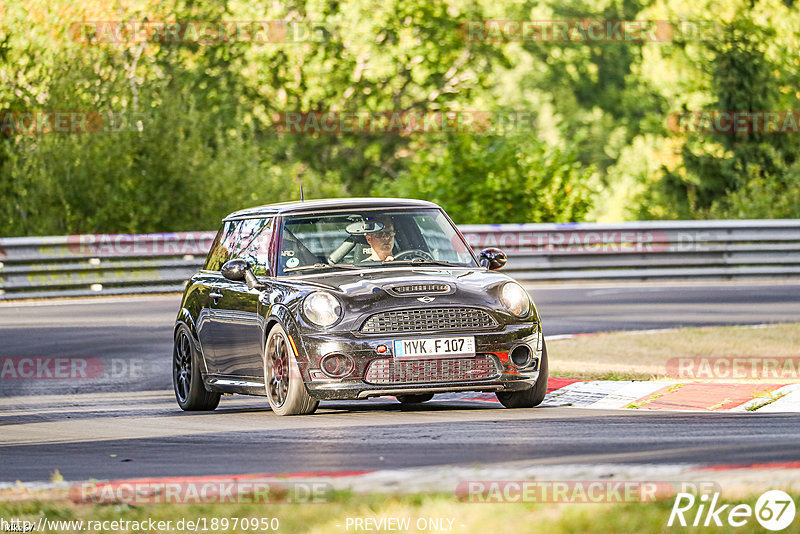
left=383, top=133, right=596, bottom=224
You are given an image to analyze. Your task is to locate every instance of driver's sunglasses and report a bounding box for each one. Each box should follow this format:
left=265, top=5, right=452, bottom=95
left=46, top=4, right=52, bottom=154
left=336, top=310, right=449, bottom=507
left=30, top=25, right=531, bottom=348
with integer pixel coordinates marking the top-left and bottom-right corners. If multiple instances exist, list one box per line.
left=373, top=229, right=395, bottom=239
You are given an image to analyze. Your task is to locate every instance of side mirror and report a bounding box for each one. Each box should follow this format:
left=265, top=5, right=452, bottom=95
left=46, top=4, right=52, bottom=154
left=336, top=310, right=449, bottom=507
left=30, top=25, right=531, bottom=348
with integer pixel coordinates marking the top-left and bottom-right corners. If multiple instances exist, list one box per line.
left=221, top=259, right=250, bottom=282
left=478, top=248, right=507, bottom=270
left=221, top=259, right=265, bottom=290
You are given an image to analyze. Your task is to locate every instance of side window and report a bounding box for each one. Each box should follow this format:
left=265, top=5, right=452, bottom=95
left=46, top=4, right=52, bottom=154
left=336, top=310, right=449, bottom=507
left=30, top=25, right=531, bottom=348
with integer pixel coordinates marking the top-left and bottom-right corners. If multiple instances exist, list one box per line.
left=203, top=221, right=241, bottom=271
left=236, top=218, right=274, bottom=276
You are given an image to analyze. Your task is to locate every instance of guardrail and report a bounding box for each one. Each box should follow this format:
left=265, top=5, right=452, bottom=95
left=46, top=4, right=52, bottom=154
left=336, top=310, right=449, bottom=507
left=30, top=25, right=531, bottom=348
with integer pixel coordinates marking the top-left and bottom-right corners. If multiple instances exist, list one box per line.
left=1, top=220, right=798, bottom=299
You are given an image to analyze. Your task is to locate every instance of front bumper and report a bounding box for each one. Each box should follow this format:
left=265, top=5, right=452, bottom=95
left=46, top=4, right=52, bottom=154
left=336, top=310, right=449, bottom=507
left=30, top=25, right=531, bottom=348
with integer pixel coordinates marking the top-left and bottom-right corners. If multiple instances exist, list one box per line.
left=307, top=375, right=539, bottom=400
left=295, top=322, right=542, bottom=401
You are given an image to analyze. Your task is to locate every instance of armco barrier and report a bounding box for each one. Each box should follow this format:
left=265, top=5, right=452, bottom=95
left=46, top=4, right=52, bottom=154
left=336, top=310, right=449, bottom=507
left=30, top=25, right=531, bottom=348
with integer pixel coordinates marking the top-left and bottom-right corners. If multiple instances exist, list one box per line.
left=0, top=232, right=216, bottom=300
left=460, top=219, right=800, bottom=282
left=0, top=220, right=798, bottom=299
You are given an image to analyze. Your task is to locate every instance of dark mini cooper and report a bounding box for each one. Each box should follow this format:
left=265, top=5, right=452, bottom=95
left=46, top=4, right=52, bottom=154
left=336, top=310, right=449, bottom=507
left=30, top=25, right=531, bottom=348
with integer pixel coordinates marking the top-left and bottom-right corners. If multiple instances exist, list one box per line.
left=173, top=198, right=547, bottom=415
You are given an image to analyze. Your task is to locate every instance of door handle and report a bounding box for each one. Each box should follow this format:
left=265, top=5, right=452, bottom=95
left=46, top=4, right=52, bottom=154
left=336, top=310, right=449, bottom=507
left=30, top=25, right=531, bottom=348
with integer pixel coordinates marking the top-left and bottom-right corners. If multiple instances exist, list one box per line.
left=209, top=291, right=223, bottom=303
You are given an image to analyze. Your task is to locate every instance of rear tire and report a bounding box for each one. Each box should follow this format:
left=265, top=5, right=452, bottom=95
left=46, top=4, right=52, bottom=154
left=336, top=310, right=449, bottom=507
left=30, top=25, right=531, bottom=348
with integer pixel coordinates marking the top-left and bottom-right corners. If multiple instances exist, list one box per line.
left=396, top=393, right=434, bottom=404
left=496, top=340, right=549, bottom=408
left=264, top=324, right=318, bottom=416
left=173, top=326, right=220, bottom=411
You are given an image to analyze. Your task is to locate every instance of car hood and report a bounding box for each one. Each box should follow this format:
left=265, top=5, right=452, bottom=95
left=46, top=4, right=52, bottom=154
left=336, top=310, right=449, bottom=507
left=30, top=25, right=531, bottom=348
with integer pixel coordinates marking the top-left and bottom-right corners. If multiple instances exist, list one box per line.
left=284, top=266, right=533, bottom=329
left=287, top=266, right=513, bottom=297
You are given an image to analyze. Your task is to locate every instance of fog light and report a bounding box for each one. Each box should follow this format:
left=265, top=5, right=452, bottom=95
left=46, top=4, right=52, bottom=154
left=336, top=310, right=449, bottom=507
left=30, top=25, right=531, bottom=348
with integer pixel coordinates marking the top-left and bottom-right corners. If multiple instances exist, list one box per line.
left=320, top=353, right=353, bottom=378
left=309, top=370, right=327, bottom=381
left=510, top=345, right=532, bottom=367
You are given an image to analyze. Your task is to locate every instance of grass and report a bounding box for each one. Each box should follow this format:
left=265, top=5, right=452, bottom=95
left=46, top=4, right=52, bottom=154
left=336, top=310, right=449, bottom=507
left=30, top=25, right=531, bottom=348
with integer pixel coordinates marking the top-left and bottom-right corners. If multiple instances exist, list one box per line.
left=547, top=322, right=800, bottom=381
left=2, top=489, right=798, bottom=533
left=745, top=391, right=789, bottom=412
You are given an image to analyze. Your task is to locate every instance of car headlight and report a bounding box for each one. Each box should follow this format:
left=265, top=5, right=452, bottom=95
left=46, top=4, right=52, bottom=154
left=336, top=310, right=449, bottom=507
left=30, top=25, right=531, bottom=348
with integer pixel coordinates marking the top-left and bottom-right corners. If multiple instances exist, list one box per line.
left=302, top=291, right=342, bottom=327
left=500, top=282, right=530, bottom=317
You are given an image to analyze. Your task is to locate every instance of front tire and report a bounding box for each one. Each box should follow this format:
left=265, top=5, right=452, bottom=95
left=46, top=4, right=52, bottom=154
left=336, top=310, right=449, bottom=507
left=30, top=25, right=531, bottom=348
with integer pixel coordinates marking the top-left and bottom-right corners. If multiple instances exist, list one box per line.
left=496, top=339, right=549, bottom=408
left=264, top=324, right=318, bottom=416
left=173, top=326, right=220, bottom=411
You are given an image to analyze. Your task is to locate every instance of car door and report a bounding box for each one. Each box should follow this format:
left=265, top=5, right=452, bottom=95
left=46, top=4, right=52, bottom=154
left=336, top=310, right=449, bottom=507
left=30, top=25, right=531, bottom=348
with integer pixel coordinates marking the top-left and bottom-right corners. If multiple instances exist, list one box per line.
left=209, top=217, right=274, bottom=379
left=196, top=220, right=240, bottom=374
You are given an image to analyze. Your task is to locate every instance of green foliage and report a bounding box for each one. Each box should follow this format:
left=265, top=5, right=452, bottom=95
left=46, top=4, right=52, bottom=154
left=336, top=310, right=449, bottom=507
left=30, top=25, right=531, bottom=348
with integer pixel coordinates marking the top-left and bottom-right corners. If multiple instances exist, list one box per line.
left=633, top=0, right=800, bottom=219
left=383, top=133, right=596, bottom=224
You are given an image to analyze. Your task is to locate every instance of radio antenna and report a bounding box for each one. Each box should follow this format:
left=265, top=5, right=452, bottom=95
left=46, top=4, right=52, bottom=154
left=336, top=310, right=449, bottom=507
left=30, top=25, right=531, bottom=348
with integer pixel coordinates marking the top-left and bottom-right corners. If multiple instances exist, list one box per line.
left=300, top=184, right=304, bottom=201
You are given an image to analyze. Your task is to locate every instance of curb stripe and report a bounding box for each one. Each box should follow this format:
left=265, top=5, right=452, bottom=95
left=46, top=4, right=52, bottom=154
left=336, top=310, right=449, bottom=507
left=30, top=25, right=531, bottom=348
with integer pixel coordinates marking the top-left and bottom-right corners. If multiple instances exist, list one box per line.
left=587, top=381, right=671, bottom=409
left=525, top=379, right=800, bottom=412
left=544, top=380, right=629, bottom=407
left=632, top=383, right=786, bottom=411
left=546, top=377, right=583, bottom=393
left=752, top=384, right=800, bottom=412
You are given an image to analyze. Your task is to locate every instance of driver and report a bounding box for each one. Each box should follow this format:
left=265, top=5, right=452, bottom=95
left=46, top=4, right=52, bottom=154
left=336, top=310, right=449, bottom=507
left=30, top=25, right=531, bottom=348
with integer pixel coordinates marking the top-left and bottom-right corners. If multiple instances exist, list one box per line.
left=364, top=216, right=396, bottom=262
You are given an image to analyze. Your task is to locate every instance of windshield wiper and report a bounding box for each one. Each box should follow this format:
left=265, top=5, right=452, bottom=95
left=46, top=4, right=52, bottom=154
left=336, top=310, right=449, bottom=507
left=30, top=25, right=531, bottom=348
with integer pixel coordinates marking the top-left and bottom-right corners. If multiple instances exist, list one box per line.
left=284, top=262, right=361, bottom=273
left=382, top=259, right=462, bottom=267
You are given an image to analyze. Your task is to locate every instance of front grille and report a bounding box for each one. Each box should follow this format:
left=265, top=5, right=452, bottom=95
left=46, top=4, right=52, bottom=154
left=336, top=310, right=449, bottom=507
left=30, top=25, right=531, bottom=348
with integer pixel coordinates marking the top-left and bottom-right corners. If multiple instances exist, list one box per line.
left=360, top=307, right=497, bottom=334
left=364, top=355, right=500, bottom=384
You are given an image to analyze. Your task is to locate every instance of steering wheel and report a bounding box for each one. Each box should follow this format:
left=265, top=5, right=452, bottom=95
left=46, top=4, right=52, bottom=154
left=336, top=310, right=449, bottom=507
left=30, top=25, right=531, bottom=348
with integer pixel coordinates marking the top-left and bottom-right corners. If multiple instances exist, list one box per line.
left=392, top=249, right=434, bottom=261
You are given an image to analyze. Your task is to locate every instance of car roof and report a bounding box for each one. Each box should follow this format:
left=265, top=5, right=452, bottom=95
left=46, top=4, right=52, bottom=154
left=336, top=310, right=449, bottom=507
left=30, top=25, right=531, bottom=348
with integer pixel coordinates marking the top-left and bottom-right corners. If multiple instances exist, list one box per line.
left=223, top=197, right=441, bottom=221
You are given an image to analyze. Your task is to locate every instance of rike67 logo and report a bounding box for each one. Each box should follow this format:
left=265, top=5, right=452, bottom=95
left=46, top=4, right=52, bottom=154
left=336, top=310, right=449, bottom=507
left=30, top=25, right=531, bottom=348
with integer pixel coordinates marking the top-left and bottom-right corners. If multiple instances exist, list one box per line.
left=668, top=490, right=796, bottom=531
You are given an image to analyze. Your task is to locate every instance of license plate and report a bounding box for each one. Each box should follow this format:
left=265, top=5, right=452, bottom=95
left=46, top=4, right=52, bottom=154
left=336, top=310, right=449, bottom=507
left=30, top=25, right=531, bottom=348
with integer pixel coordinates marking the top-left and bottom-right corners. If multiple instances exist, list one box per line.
left=393, top=336, right=476, bottom=358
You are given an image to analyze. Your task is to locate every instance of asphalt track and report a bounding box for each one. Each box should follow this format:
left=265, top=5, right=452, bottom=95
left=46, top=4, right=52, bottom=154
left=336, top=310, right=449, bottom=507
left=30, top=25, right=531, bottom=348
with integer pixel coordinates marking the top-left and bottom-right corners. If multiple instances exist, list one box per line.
left=1, top=281, right=799, bottom=482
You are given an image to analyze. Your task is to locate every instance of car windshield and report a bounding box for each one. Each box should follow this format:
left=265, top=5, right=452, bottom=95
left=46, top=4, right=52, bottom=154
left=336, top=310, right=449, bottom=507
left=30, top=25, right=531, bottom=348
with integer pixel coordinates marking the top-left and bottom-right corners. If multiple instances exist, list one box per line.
left=277, top=208, right=478, bottom=275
